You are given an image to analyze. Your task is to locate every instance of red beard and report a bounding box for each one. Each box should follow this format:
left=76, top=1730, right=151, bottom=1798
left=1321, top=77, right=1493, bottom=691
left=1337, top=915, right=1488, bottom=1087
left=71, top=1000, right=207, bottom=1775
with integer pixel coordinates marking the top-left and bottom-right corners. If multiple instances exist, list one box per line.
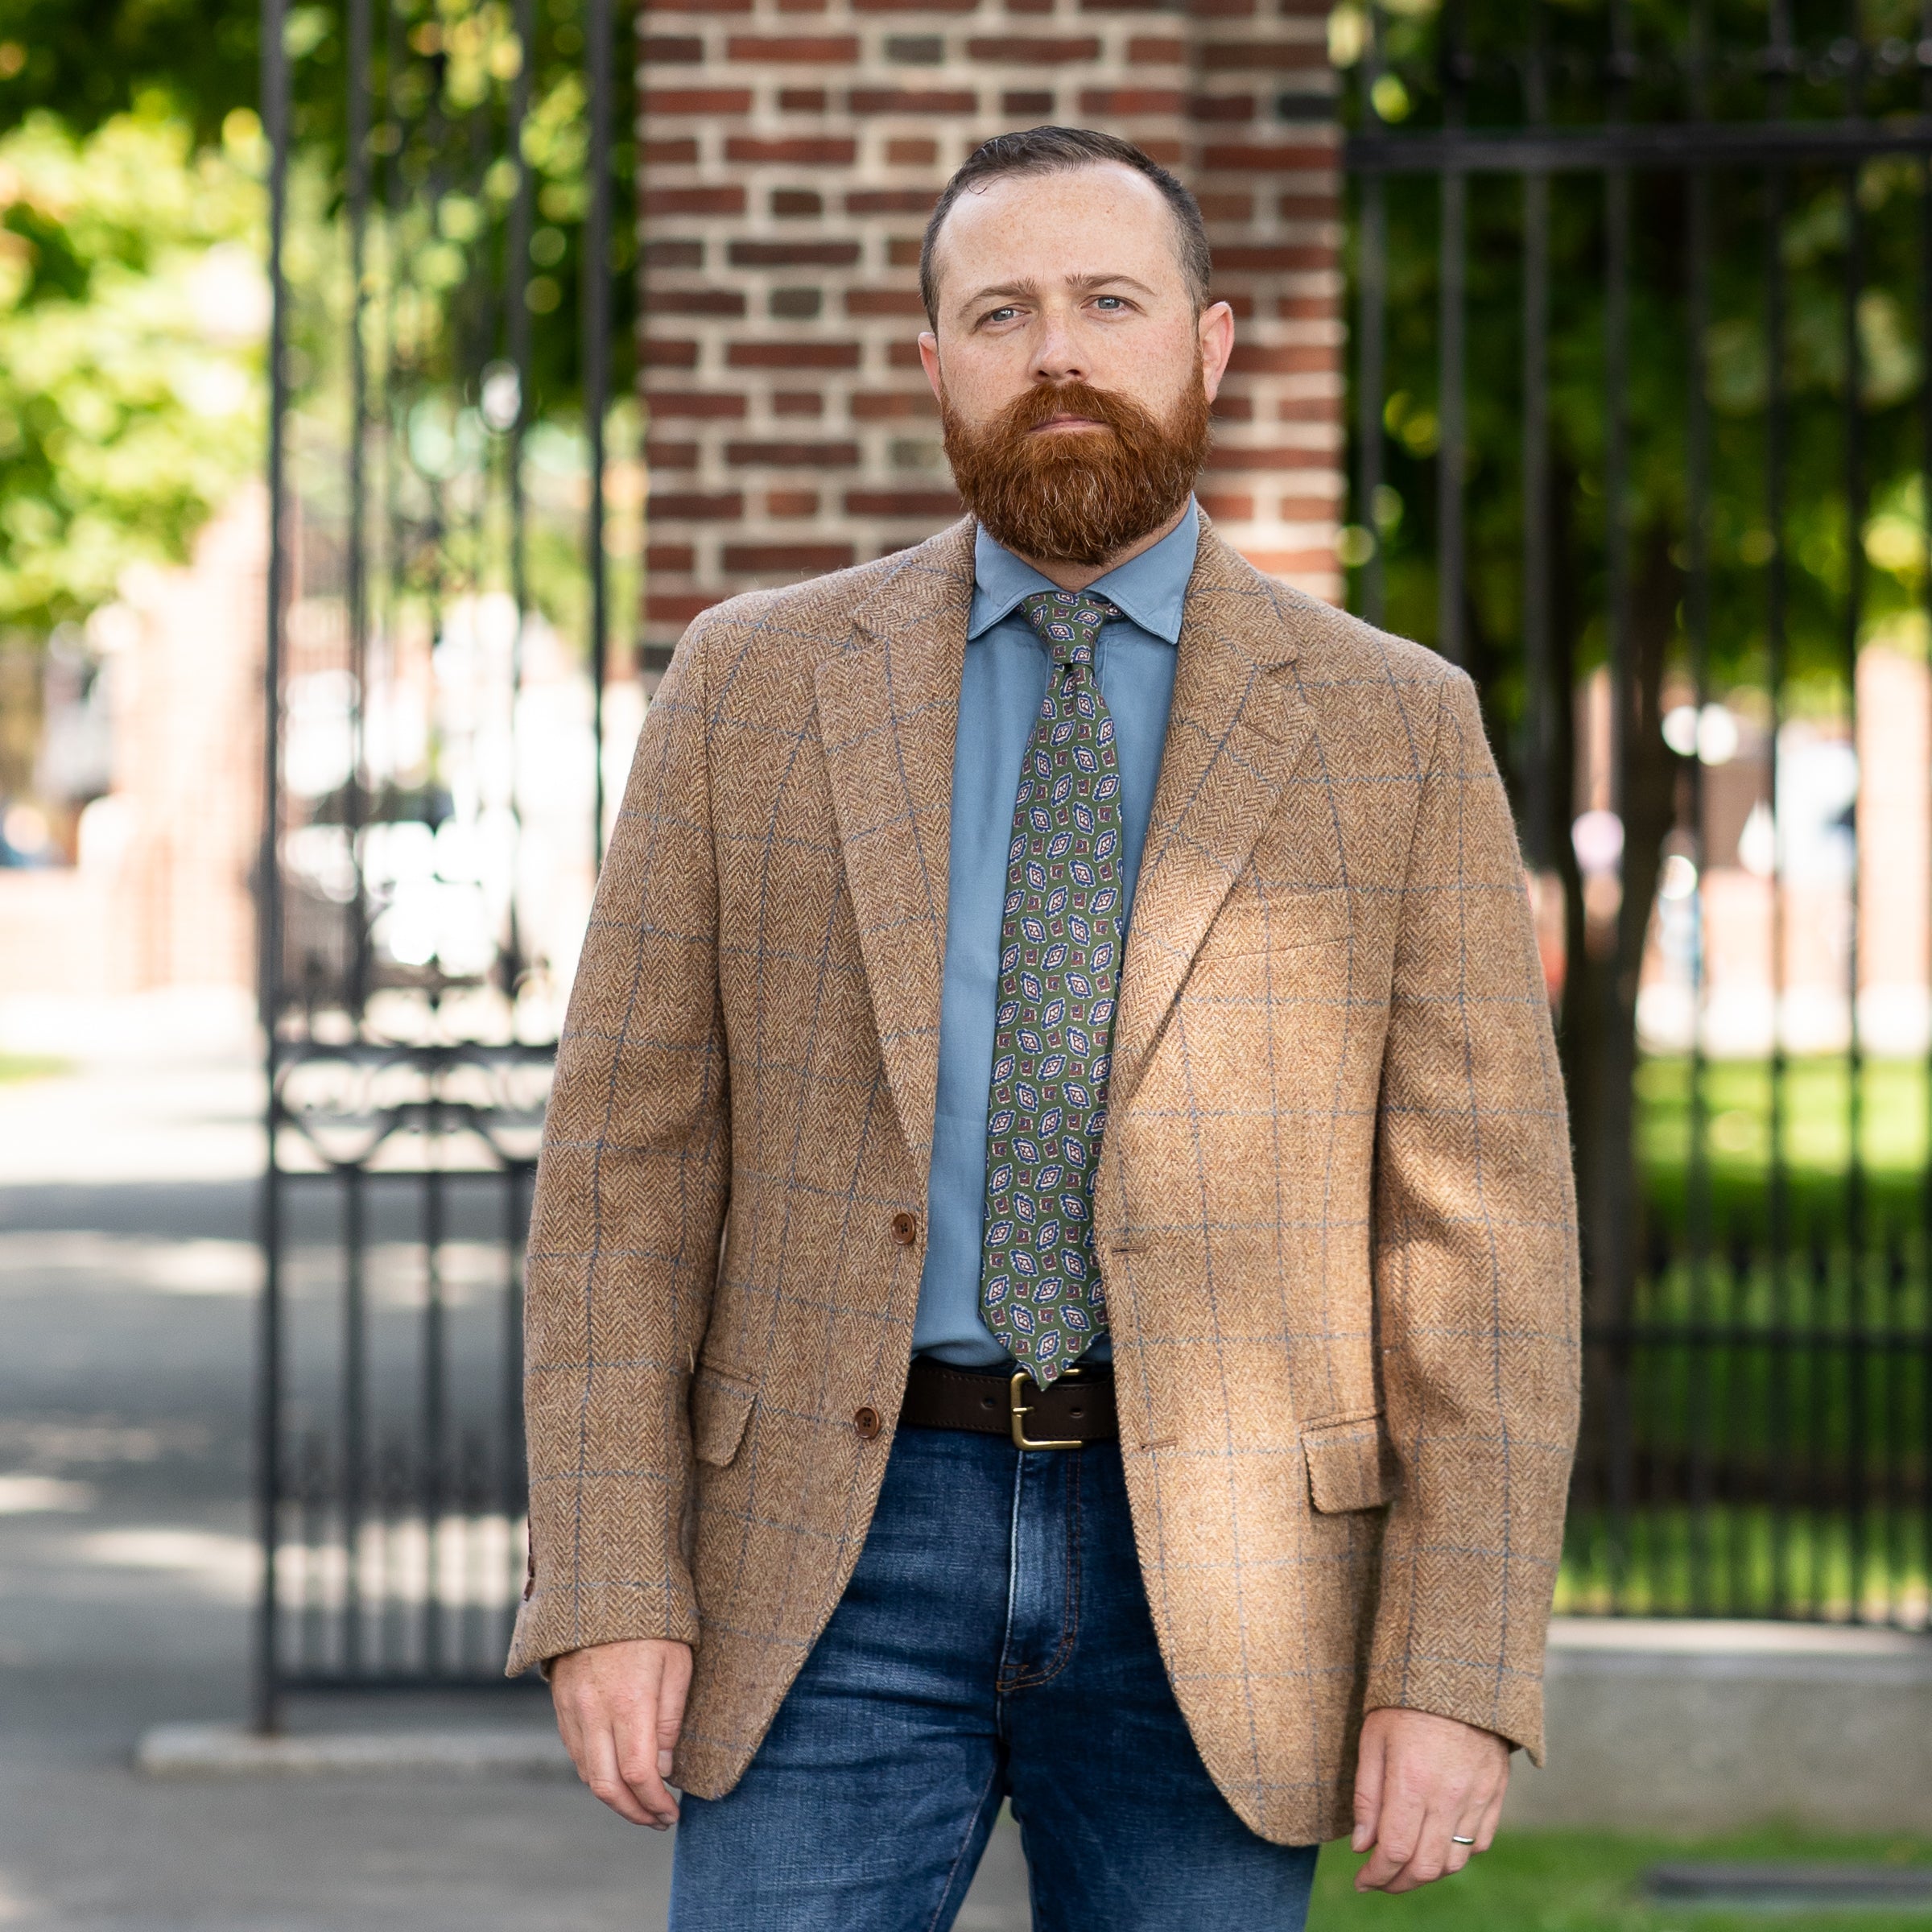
left=941, top=370, right=1211, bottom=568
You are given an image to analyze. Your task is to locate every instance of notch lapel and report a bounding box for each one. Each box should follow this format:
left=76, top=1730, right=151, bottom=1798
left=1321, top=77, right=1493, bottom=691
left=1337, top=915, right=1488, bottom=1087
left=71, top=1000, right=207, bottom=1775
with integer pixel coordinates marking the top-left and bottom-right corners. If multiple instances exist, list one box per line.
left=1108, top=530, right=1317, bottom=1108
left=812, top=522, right=976, bottom=1187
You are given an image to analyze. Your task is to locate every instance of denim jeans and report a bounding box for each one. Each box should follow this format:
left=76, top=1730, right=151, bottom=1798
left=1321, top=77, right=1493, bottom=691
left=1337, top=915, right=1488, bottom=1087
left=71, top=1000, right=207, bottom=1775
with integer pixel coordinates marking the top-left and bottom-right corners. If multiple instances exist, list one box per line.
left=669, top=1418, right=1320, bottom=1931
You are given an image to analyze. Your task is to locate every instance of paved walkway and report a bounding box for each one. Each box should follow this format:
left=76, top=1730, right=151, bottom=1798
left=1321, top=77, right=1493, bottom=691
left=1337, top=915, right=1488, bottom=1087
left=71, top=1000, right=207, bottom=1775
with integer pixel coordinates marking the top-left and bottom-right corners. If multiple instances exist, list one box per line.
left=0, top=993, right=1032, bottom=1931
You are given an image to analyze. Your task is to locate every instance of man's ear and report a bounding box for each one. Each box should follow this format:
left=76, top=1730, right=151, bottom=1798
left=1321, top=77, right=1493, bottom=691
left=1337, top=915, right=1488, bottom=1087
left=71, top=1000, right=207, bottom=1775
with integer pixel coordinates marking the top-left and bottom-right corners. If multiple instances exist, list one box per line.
left=918, top=331, right=943, bottom=404
left=1199, top=300, right=1236, bottom=402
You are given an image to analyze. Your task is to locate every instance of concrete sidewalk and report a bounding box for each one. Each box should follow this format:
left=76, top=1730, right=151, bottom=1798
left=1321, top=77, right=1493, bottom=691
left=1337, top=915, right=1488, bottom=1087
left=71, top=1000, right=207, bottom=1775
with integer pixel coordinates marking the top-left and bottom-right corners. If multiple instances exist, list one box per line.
left=0, top=997, right=1032, bottom=1930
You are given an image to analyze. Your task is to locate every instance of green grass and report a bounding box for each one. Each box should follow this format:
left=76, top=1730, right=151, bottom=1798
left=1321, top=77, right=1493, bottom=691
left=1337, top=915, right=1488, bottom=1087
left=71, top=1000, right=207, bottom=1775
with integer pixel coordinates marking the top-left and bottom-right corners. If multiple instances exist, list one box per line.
left=1312, top=1829, right=1932, bottom=1931
left=1641, top=1057, right=1932, bottom=1178
left=0, top=1052, right=69, bottom=1084
left=1639, top=1056, right=1932, bottom=1235
left=1559, top=1504, right=1930, bottom=1625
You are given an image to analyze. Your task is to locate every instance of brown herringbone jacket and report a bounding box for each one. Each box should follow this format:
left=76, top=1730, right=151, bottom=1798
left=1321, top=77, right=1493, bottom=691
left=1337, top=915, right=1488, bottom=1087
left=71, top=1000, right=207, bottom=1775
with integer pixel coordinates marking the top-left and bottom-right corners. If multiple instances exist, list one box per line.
left=507, top=518, right=1581, bottom=1847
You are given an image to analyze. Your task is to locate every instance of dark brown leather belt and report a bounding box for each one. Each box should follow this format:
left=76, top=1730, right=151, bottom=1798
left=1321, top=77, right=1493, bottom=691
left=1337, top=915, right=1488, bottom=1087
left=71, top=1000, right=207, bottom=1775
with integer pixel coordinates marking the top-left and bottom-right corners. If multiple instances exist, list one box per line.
left=898, top=1357, right=1117, bottom=1449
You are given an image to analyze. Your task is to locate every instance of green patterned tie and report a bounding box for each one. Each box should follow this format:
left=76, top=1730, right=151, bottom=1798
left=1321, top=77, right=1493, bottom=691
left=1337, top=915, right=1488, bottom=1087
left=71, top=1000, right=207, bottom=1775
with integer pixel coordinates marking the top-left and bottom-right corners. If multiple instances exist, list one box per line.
left=978, top=589, right=1126, bottom=1387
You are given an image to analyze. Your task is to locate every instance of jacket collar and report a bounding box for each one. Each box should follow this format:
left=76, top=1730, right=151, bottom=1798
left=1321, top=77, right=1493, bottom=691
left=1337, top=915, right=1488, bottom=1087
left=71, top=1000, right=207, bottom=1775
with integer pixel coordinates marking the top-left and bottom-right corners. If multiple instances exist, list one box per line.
left=966, top=500, right=1200, bottom=646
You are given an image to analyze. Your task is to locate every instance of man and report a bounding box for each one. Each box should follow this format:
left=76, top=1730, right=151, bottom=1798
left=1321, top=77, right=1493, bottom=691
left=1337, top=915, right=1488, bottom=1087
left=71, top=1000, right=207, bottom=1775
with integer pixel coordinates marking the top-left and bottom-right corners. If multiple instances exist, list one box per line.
left=510, top=127, right=1580, bottom=1930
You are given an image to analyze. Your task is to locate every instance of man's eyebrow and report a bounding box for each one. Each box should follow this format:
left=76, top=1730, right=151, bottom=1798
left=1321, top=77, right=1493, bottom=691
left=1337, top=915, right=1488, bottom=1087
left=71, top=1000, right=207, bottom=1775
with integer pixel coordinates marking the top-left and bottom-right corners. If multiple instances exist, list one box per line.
left=955, top=270, right=1160, bottom=316
left=1064, top=271, right=1158, bottom=298
left=956, top=279, right=1042, bottom=312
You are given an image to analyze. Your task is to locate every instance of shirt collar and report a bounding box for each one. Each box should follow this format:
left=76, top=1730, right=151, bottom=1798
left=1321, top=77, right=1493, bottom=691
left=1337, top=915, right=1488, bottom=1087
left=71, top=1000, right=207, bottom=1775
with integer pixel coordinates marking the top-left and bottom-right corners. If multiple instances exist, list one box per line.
left=967, top=497, right=1199, bottom=646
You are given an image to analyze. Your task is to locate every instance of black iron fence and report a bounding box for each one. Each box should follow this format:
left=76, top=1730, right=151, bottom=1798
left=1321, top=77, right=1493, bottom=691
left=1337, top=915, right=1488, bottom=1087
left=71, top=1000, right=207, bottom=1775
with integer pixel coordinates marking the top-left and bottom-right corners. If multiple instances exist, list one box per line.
left=1568, top=1224, right=1930, bottom=1624
left=254, top=0, right=625, bottom=1719
left=1343, top=0, right=1932, bottom=1622
left=265, top=1042, right=546, bottom=1690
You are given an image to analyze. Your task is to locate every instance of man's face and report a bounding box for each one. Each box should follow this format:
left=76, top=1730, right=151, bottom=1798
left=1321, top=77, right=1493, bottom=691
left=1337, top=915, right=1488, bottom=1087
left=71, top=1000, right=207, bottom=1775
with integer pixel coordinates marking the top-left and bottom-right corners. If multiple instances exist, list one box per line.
left=919, top=163, right=1235, bottom=565
left=919, top=163, right=1232, bottom=437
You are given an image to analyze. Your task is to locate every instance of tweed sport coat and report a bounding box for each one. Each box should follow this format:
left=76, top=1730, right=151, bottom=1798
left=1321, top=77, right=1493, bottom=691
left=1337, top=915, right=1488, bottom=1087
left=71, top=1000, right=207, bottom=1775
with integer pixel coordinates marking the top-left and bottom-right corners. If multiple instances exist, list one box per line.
left=507, top=515, right=1581, bottom=1847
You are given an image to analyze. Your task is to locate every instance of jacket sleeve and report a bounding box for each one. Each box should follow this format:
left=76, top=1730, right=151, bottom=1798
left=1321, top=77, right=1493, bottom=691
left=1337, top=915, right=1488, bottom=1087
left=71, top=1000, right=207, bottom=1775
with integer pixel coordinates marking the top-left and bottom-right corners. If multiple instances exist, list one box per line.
left=1364, top=666, right=1581, bottom=1761
left=506, top=615, right=729, bottom=1676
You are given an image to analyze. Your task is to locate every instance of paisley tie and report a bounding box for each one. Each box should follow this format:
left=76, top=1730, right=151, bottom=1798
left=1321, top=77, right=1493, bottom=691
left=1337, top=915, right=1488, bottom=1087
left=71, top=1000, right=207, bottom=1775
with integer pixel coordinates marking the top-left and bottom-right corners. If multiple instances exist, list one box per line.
left=977, top=589, right=1127, bottom=1387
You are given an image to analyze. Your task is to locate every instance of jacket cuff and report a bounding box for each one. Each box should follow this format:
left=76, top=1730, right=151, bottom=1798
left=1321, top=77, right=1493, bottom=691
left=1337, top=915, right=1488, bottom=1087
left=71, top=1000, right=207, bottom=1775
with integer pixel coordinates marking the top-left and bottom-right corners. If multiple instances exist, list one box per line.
left=504, top=1573, right=703, bottom=1681
left=1362, top=1652, right=1547, bottom=1766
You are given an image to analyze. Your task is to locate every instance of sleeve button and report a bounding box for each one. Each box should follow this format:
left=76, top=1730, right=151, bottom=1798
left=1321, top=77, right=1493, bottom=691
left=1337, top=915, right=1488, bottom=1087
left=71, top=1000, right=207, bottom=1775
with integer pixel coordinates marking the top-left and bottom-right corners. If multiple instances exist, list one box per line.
left=890, top=1212, right=919, bottom=1246
left=853, top=1406, right=882, bottom=1439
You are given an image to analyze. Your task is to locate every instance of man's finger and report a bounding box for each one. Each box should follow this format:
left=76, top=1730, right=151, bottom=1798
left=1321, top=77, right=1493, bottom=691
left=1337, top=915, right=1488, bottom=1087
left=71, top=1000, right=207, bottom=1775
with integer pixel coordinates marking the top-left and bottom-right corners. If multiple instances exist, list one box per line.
left=1380, top=1798, right=1459, bottom=1893
left=576, top=1715, right=662, bottom=1829
left=1475, top=1781, right=1507, bottom=1852
left=1353, top=1775, right=1425, bottom=1892
left=608, top=1653, right=681, bottom=1827
left=1443, top=1799, right=1486, bottom=1876
left=613, top=1704, right=680, bottom=1830
left=655, top=1643, right=693, bottom=1781
left=1349, top=1718, right=1387, bottom=1854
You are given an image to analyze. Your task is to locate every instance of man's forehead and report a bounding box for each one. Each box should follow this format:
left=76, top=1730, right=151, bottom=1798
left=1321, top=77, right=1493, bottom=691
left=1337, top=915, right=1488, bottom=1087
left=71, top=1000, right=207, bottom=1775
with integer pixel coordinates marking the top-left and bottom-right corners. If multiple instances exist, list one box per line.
left=933, top=166, right=1187, bottom=297
left=946, top=163, right=1173, bottom=243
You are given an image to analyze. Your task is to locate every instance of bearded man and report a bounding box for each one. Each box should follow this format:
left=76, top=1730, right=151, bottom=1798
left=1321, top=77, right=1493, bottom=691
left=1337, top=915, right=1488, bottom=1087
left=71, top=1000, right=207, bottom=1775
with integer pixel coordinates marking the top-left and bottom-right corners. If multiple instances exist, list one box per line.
left=510, top=126, right=1581, bottom=1931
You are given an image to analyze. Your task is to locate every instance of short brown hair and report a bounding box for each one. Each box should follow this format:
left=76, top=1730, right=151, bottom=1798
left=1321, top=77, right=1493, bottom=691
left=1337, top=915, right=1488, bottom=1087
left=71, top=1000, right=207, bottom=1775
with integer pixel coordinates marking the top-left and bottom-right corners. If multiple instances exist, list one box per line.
left=919, top=126, right=1212, bottom=324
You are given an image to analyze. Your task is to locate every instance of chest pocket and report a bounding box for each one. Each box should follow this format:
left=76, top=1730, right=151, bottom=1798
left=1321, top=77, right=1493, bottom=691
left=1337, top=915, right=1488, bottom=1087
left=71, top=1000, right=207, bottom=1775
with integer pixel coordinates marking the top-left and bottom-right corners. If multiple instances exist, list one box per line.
left=1199, top=886, right=1350, bottom=963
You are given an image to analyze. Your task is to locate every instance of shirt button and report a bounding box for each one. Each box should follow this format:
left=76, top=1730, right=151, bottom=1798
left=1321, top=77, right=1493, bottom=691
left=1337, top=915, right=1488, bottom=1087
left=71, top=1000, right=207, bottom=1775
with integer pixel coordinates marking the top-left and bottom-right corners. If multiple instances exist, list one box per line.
left=890, top=1212, right=919, bottom=1246
left=852, top=1406, right=881, bottom=1439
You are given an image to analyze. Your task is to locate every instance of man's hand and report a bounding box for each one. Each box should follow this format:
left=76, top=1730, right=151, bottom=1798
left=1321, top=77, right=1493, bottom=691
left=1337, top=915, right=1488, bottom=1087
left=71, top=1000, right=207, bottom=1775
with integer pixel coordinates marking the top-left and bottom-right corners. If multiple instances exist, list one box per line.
left=551, top=1637, right=694, bottom=1830
left=1351, top=1707, right=1509, bottom=1893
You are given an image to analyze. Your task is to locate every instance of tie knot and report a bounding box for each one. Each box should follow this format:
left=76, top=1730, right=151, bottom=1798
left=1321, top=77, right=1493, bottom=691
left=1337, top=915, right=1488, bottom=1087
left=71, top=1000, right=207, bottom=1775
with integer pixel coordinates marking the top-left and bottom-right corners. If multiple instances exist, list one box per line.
left=1019, top=590, right=1122, bottom=666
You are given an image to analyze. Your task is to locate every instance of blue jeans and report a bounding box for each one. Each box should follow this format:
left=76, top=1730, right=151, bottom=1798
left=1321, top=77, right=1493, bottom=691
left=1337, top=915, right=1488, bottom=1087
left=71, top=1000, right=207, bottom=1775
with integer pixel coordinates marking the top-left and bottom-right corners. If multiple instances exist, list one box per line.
left=670, top=1420, right=1319, bottom=1931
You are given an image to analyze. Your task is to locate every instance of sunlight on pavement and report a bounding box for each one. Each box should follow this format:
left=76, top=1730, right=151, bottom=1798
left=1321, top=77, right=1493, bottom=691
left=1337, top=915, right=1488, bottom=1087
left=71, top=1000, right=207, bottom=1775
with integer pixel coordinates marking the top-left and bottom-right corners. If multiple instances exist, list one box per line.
left=71, top=1528, right=258, bottom=1603
left=0, top=1870, right=37, bottom=1926
left=0, top=989, right=262, bottom=1186
left=0, top=1232, right=260, bottom=1295
left=0, top=1478, right=94, bottom=1516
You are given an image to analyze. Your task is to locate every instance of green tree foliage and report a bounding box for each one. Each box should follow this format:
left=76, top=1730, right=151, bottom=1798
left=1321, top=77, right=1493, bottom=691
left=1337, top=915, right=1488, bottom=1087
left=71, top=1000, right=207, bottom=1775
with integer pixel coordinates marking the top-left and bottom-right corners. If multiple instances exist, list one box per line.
left=0, top=0, right=634, bottom=646
left=0, top=0, right=258, bottom=147
left=282, top=0, right=636, bottom=429
left=1334, top=0, right=1932, bottom=1276
left=1341, top=0, right=1930, bottom=736
left=0, top=105, right=266, bottom=632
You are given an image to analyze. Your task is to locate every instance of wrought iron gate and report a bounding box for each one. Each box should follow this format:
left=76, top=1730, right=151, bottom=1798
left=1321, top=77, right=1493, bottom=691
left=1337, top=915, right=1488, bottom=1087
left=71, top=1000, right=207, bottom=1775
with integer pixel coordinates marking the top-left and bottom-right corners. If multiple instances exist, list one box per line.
left=253, top=0, right=1932, bottom=1713
left=1341, top=0, right=1932, bottom=1624
left=254, top=0, right=627, bottom=1720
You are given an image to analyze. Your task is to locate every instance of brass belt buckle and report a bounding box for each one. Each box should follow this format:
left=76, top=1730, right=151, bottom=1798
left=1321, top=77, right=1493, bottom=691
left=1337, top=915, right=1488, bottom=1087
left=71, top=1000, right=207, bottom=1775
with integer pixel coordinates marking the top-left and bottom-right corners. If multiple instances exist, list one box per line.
left=1009, top=1367, right=1084, bottom=1451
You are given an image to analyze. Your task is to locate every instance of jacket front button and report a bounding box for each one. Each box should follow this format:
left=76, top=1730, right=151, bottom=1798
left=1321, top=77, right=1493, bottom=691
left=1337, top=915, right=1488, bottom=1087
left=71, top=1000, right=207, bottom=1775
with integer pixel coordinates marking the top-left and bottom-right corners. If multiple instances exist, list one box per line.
left=852, top=1406, right=881, bottom=1439
left=890, top=1212, right=919, bottom=1246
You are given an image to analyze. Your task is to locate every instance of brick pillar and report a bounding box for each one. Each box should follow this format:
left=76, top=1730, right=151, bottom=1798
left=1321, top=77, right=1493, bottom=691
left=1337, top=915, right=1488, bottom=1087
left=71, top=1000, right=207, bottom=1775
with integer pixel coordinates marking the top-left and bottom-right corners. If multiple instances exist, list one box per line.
left=1187, top=2, right=1344, bottom=597
left=638, top=1, right=1344, bottom=674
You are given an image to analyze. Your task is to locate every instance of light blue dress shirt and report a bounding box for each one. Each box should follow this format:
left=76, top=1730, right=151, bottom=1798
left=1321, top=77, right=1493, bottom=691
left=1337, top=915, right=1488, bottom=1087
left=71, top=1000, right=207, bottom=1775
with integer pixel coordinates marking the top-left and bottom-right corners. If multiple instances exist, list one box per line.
left=912, top=500, right=1199, bottom=1368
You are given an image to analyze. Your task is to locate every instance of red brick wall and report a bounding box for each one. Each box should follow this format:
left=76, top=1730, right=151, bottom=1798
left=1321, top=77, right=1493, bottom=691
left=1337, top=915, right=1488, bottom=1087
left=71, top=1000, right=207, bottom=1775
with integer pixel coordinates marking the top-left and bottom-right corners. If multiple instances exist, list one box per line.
left=638, top=0, right=1343, bottom=669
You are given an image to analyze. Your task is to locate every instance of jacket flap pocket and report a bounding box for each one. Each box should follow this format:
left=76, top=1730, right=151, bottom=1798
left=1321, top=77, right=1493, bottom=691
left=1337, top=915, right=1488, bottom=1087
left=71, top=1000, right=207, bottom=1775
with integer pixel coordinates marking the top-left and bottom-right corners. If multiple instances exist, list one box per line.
left=691, top=1364, right=758, bottom=1468
left=1302, top=1411, right=1394, bottom=1513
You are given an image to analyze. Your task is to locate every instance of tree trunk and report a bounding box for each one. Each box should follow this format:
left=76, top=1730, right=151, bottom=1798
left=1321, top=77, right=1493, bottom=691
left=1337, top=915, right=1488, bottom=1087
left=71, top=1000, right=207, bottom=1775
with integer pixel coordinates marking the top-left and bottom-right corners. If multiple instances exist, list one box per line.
left=1559, top=525, right=1682, bottom=1318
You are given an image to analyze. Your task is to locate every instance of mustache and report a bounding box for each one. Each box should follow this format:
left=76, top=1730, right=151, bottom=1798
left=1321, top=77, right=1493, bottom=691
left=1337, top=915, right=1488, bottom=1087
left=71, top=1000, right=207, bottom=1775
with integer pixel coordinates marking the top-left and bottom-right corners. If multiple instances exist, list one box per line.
left=993, top=381, right=1161, bottom=440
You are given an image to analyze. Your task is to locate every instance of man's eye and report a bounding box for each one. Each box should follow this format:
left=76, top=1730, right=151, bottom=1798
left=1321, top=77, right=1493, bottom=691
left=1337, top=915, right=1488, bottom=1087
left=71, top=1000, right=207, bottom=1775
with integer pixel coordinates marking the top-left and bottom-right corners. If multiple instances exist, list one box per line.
left=1095, top=296, right=1125, bottom=310
left=985, top=306, right=1018, bottom=324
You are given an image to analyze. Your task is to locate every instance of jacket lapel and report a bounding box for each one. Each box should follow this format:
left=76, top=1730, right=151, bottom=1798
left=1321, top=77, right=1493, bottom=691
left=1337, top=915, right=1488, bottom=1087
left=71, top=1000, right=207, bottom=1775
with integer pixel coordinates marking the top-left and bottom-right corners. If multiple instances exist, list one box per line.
left=812, top=521, right=976, bottom=1187
left=1108, top=527, right=1317, bottom=1108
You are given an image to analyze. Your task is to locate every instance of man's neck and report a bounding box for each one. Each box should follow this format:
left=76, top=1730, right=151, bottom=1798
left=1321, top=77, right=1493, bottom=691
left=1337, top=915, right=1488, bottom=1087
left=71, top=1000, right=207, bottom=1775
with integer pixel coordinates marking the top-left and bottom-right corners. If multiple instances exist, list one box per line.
left=998, top=500, right=1191, bottom=593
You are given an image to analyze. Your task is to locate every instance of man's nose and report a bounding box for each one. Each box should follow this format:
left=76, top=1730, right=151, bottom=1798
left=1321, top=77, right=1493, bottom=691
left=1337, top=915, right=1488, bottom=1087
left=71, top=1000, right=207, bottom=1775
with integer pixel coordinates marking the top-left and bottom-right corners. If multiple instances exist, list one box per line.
left=1029, top=311, right=1088, bottom=385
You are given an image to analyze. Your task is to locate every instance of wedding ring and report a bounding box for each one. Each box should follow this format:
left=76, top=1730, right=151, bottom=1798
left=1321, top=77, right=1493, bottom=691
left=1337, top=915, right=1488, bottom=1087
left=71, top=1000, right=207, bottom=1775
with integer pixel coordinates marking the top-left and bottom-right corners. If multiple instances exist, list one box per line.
left=1450, top=1835, right=1477, bottom=1846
